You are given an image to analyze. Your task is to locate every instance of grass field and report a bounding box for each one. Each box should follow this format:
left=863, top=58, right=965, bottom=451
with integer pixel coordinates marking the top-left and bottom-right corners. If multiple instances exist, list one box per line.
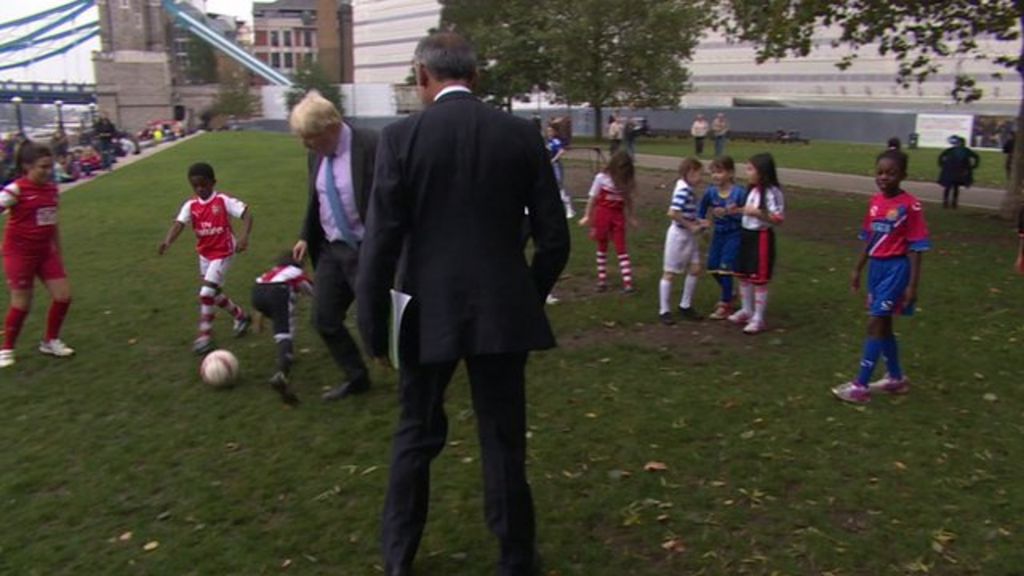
left=2, top=131, right=1022, bottom=575
left=573, top=137, right=1006, bottom=189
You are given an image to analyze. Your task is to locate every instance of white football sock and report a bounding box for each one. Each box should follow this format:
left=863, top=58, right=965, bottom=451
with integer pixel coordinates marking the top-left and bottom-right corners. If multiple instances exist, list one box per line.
left=753, top=285, right=769, bottom=323
left=740, top=281, right=755, bottom=315
left=680, top=274, right=698, bottom=309
left=659, top=279, right=672, bottom=315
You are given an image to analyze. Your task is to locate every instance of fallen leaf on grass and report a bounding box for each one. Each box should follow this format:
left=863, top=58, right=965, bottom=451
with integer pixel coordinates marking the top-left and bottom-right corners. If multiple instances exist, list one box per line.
left=607, top=469, right=632, bottom=481
left=143, top=541, right=159, bottom=552
left=893, top=461, right=907, bottom=471
left=281, top=559, right=292, bottom=569
left=661, top=538, right=686, bottom=553
left=644, top=461, right=668, bottom=472
left=983, top=393, right=998, bottom=402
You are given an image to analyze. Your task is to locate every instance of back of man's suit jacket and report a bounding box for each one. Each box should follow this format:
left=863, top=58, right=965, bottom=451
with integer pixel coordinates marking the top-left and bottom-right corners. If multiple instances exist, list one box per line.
left=358, top=92, right=570, bottom=364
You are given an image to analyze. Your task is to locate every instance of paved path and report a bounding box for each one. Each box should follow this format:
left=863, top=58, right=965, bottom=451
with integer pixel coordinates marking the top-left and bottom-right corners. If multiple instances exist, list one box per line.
left=59, top=133, right=200, bottom=194
left=566, top=148, right=1007, bottom=210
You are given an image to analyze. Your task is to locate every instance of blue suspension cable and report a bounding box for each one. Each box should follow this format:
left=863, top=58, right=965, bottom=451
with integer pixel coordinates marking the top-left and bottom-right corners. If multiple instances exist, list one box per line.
left=0, top=29, right=100, bottom=72
left=0, top=1, right=96, bottom=53
left=0, top=21, right=99, bottom=54
left=0, top=0, right=93, bottom=32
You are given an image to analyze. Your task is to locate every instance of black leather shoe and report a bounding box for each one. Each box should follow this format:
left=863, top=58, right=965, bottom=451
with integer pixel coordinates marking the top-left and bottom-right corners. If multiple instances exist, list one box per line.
left=321, top=377, right=370, bottom=401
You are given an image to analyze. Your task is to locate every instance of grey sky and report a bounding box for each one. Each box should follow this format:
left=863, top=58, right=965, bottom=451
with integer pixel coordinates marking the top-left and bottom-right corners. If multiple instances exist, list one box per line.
left=1, top=0, right=256, bottom=84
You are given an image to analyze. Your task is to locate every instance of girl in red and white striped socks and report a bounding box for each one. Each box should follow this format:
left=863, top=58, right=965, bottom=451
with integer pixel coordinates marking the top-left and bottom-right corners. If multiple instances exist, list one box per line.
left=579, top=151, right=638, bottom=293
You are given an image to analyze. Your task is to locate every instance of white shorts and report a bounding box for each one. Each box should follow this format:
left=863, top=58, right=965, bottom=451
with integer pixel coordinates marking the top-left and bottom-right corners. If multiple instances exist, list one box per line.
left=663, top=225, right=701, bottom=274
left=198, top=255, right=233, bottom=286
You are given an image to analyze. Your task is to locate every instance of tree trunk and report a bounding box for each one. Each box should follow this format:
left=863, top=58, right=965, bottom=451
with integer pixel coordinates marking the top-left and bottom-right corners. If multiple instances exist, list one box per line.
left=593, top=105, right=603, bottom=140
left=1002, top=14, right=1024, bottom=217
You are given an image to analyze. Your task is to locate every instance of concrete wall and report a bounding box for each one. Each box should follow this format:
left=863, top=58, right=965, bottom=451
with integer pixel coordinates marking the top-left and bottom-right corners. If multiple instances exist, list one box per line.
left=523, top=107, right=920, bottom=146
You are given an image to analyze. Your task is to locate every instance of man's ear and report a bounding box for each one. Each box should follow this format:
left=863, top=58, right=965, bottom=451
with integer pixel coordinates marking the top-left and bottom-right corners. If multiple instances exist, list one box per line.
left=416, top=64, right=429, bottom=88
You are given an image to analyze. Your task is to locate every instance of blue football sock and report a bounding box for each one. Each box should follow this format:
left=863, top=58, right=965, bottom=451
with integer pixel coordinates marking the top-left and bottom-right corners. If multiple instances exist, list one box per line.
left=856, top=338, right=884, bottom=387
left=881, top=337, right=903, bottom=380
left=719, top=274, right=733, bottom=303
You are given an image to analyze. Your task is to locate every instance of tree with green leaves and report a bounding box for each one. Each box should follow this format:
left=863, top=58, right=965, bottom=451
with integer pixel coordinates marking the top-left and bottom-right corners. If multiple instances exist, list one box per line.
left=211, top=66, right=257, bottom=118
left=184, top=31, right=219, bottom=85
left=286, top=60, right=343, bottom=113
left=439, top=0, right=553, bottom=110
left=545, top=0, right=702, bottom=138
left=707, top=0, right=1023, bottom=214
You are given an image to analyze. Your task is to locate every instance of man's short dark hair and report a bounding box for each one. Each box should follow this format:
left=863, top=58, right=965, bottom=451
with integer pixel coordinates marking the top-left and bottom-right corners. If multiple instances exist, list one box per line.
left=414, top=32, right=477, bottom=82
left=188, top=162, right=216, bottom=181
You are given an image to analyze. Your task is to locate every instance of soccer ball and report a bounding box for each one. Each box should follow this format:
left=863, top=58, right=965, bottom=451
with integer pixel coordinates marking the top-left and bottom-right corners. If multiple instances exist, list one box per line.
left=200, top=349, right=239, bottom=387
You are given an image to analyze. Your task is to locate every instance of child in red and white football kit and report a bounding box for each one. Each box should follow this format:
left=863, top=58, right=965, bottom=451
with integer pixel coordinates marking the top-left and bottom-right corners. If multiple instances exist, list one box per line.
left=1, top=143, right=75, bottom=368
left=579, top=151, right=638, bottom=292
left=158, top=162, right=253, bottom=354
left=252, top=253, right=313, bottom=405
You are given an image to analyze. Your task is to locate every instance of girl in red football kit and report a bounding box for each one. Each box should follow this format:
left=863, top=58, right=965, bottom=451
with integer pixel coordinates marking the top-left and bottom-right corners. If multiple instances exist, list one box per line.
left=1, top=142, right=75, bottom=368
left=579, top=151, right=638, bottom=292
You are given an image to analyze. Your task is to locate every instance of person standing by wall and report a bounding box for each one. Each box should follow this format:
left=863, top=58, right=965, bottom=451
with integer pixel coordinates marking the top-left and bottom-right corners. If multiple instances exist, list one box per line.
left=937, top=135, right=980, bottom=209
left=712, top=113, right=729, bottom=157
left=607, top=115, right=623, bottom=155
left=93, top=112, right=117, bottom=170
left=691, top=114, right=710, bottom=156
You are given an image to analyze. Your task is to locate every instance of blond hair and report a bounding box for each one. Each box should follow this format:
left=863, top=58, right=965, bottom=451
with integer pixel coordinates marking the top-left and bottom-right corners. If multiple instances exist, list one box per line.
left=289, top=90, right=341, bottom=136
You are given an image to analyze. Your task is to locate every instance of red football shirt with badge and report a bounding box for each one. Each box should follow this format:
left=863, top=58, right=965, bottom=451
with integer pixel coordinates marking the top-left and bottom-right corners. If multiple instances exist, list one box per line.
left=1, top=177, right=60, bottom=253
left=858, top=190, right=931, bottom=258
left=175, top=191, right=247, bottom=260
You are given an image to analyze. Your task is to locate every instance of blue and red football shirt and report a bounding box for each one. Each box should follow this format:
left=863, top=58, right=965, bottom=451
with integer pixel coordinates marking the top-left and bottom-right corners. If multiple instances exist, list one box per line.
left=859, top=191, right=931, bottom=258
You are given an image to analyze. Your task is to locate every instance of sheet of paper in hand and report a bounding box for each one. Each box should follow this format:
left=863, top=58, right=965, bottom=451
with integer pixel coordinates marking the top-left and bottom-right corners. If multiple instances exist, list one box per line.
left=390, top=289, right=412, bottom=369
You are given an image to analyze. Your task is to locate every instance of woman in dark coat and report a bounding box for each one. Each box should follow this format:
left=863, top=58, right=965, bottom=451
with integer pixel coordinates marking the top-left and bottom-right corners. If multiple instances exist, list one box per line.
left=937, top=135, right=980, bottom=209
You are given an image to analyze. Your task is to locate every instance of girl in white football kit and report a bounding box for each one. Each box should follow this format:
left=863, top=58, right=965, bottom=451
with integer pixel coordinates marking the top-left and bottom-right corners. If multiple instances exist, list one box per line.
left=158, top=162, right=254, bottom=354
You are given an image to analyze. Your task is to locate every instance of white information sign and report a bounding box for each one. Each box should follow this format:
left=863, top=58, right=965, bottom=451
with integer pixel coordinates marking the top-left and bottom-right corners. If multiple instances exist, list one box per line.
left=914, top=114, right=974, bottom=148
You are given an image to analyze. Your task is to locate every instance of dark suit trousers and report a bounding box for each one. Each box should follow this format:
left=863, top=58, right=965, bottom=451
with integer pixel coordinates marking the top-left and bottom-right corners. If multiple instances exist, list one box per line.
left=382, top=352, right=536, bottom=575
left=313, top=242, right=368, bottom=382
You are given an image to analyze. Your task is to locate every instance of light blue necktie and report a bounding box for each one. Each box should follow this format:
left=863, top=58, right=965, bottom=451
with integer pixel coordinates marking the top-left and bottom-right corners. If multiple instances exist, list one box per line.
left=324, top=156, right=358, bottom=247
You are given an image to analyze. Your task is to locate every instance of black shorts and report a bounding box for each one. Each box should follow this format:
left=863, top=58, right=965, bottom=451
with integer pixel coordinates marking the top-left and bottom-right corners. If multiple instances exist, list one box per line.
left=737, top=228, right=775, bottom=285
left=251, top=283, right=293, bottom=336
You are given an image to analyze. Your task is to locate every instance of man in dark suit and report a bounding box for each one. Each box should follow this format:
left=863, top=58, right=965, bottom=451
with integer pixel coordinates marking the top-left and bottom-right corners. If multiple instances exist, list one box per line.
left=357, top=33, right=570, bottom=576
left=289, top=90, right=378, bottom=401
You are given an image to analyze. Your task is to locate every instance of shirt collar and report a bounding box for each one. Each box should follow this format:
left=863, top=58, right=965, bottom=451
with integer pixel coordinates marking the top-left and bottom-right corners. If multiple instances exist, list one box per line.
left=434, top=85, right=472, bottom=102
left=331, top=123, right=351, bottom=158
